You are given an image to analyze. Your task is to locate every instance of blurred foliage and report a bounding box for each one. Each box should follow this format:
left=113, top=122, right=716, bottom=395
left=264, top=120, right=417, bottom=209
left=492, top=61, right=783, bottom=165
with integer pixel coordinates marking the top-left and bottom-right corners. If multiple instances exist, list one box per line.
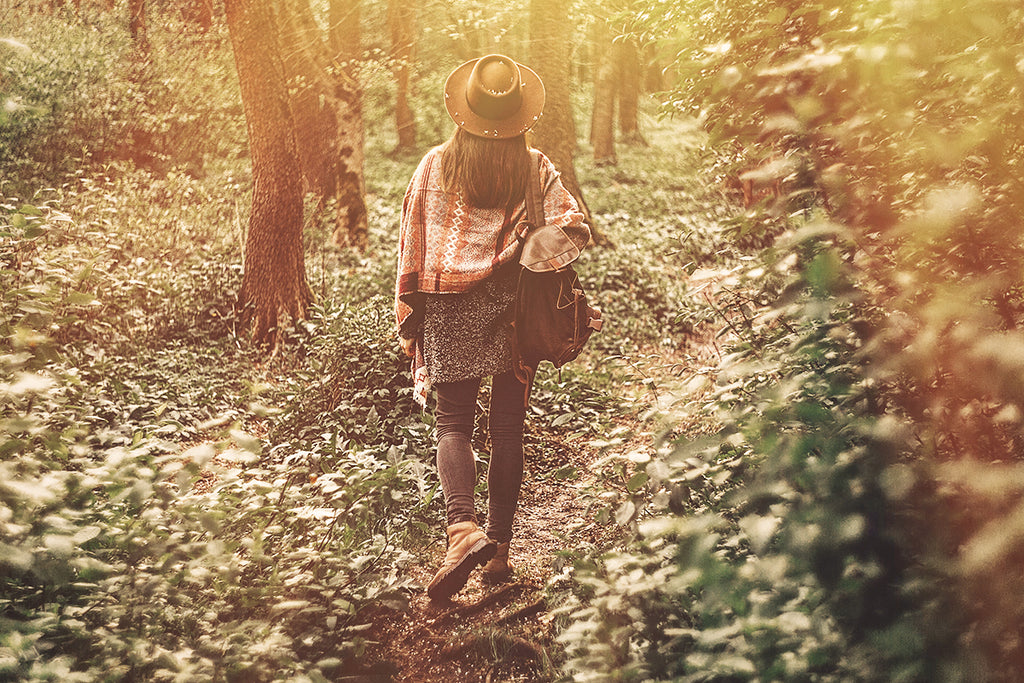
left=1, top=9, right=244, bottom=192
left=558, top=0, right=1024, bottom=681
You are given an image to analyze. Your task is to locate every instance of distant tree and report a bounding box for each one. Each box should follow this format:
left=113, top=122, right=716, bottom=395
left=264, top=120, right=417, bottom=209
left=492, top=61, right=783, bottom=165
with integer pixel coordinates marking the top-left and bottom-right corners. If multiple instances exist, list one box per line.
left=329, top=0, right=359, bottom=62
left=279, top=0, right=368, bottom=250
left=128, top=0, right=148, bottom=51
left=387, top=0, right=416, bottom=151
left=225, top=0, right=312, bottom=347
left=590, top=18, right=617, bottom=165
left=617, top=38, right=646, bottom=146
left=529, top=0, right=597, bottom=230
left=182, top=0, right=213, bottom=32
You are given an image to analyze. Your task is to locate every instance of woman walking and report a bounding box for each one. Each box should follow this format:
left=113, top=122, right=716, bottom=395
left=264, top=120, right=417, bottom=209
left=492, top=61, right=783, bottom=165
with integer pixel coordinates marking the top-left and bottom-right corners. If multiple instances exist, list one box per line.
left=395, top=54, right=590, bottom=601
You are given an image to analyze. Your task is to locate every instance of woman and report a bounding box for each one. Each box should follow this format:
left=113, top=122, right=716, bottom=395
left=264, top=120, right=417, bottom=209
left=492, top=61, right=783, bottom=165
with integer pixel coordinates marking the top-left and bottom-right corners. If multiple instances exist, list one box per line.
left=395, top=54, right=590, bottom=601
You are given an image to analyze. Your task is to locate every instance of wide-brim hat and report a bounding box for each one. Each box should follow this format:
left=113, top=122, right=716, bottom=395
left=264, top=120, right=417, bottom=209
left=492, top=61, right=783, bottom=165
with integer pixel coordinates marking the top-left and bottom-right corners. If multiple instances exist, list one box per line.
left=444, top=54, right=545, bottom=139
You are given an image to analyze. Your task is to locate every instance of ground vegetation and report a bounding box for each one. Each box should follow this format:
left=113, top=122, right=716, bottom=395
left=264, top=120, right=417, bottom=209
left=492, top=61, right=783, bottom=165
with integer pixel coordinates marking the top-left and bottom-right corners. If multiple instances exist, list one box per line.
left=2, top=1, right=1023, bottom=681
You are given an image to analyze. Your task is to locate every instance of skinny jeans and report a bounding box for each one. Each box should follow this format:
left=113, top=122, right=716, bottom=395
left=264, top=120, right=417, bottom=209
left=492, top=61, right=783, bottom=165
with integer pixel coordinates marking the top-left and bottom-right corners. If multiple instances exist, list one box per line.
left=434, top=371, right=529, bottom=544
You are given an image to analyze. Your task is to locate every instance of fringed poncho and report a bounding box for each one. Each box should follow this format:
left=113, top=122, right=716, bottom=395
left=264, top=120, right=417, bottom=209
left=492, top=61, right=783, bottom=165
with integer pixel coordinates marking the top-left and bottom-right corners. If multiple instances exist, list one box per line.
left=395, top=144, right=588, bottom=405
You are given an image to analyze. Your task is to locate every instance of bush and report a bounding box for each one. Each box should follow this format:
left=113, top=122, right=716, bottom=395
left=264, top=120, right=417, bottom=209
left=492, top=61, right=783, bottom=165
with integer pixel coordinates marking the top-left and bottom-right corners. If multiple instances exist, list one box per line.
left=558, top=0, right=1024, bottom=679
left=1, top=9, right=244, bottom=191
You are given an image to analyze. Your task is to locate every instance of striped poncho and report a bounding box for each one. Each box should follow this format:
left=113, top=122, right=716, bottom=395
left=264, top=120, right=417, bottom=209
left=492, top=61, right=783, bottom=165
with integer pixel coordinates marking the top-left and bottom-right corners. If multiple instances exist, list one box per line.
left=395, top=144, right=589, bottom=405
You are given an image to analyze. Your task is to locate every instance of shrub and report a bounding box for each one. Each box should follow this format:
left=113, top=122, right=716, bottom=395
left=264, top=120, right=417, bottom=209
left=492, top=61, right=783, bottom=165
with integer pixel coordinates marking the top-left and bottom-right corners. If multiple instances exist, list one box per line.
left=559, top=0, right=1024, bottom=679
left=1, top=9, right=243, bottom=191
left=1, top=188, right=432, bottom=680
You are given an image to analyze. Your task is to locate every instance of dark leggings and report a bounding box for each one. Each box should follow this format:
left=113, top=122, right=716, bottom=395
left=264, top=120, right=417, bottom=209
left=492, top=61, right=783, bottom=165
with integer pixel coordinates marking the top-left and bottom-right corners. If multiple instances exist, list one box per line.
left=434, top=371, right=529, bottom=544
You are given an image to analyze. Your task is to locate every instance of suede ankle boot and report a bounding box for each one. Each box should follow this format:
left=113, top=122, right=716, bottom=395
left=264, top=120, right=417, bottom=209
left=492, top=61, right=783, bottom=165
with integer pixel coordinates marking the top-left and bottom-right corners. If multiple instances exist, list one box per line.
left=481, top=542, right=513, bottom=583
left=426, top=521, right=497, bottom=601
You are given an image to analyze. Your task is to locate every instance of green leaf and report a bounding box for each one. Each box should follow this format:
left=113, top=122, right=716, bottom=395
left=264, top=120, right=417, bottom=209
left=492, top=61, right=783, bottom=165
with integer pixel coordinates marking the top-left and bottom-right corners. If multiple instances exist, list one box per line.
left=626, top=472, right=648, bottom=493
left=64, top=291, right=98, bottom=306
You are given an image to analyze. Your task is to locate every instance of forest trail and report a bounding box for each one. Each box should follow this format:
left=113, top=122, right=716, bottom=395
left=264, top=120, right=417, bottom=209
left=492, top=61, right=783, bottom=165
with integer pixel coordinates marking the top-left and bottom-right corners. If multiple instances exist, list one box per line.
left=366, top=351, right=718, bottom=682
left=364, top=343, right=728, bottom=680
left=361, top=120, right=737, bottom=682
left=369, top=430, right=605, bottom=682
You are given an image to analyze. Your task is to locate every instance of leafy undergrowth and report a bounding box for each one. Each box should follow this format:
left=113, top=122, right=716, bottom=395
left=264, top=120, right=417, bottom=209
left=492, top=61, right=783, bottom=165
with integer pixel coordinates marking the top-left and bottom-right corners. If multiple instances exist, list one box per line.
left=334, top=117, right=756, bottom=680
left=2, top=109, right=748, bottom=680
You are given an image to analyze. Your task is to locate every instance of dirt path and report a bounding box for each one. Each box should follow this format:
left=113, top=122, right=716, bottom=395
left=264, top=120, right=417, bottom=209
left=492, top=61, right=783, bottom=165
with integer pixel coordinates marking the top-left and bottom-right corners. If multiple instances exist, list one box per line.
left=368, top=425, right=613, bottom=682
left=362, top=330, right=730, bottom=681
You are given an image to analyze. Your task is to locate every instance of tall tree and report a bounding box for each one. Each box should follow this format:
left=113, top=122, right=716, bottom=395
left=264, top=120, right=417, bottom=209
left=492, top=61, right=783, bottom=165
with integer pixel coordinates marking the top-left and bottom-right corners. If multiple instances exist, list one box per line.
left=529, top=0, right=592, bottom=225
left=329, top=0, right=359, bottom=62
left=590, top=18, right=617, bottom=165
left=128, top=0, right=148, bottom=52
left=387, top=0, right=416, bottom=151
left=225, top=0, right=312, bottom=347
left=617, top=38, right=646, bottom=146
left=279, top=0, right=368, bottom=249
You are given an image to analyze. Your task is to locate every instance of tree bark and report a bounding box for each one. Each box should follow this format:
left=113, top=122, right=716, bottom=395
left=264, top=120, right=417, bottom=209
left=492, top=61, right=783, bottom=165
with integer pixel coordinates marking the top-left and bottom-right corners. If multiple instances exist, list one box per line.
left=617, top=38, right=646, bottom=146
left=280, top=0, right=368, bottom=250
left=529, top=0, right=606, bottom=242
left=225, top=0, right=312, bottom=348
left=329, top=0, right=359, bottom=62
left=387, top=0, right=416, bottom=152
left=590, top=19, right=617, bottom=165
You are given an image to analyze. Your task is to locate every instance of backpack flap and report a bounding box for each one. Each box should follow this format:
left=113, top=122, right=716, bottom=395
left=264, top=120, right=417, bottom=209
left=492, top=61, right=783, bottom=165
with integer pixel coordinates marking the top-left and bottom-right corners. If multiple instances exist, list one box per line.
left=519, top=223, right=582, bottom=273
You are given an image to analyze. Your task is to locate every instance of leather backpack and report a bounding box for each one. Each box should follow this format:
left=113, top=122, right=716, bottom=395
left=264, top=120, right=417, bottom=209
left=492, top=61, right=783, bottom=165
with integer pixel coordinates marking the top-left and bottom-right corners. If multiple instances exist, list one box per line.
left=512, top=151, right=603, bottom=398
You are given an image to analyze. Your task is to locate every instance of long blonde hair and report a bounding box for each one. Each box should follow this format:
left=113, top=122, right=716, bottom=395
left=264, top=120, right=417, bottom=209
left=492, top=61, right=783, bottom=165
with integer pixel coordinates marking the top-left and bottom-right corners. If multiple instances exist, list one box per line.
left=440, top=128, right=531, bottom=210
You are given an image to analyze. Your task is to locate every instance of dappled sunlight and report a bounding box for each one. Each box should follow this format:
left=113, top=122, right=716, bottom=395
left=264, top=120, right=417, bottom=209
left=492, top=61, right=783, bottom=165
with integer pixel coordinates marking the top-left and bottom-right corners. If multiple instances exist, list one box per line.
left=3, top=0, right=1024, bottom=680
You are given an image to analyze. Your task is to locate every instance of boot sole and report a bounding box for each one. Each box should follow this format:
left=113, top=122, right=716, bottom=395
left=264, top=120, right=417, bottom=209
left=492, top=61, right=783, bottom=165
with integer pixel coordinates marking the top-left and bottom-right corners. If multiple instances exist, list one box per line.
left=427, top=538, right=498, bottom=601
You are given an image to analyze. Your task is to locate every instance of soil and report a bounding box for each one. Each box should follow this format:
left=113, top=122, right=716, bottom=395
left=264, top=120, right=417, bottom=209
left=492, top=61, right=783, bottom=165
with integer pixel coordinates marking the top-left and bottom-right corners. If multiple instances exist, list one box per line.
left=365, top=427, right=615, bottom=683
left=361, top=331, right=728, bottom=682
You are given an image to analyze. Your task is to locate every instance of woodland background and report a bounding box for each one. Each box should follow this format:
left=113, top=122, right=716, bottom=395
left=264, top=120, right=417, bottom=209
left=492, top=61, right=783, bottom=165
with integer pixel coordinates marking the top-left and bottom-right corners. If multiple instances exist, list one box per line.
left=2, top=0, right=1024, bottom=681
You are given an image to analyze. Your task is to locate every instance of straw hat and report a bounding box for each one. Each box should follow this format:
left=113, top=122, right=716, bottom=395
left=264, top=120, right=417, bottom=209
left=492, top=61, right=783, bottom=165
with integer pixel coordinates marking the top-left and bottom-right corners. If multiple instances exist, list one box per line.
left=443, top=54, right=546, bottom=139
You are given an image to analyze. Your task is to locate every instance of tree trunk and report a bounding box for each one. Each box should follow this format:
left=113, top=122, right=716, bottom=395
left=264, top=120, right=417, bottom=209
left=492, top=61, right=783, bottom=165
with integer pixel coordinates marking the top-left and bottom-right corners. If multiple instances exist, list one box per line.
left=280, top=0, right=368, bottom=250
left=225, top=0, right=312, bottom=348
left=387, top=0, right=416, bottom=151
left=590, top=19, right=617, bottom=165
left=617, top=38, right=646, bottom=146
left=529, top=0, right=610, bottom=245
left=643, top=42, right=663, bottom=93
left=329, top=0, right=359, bottom=62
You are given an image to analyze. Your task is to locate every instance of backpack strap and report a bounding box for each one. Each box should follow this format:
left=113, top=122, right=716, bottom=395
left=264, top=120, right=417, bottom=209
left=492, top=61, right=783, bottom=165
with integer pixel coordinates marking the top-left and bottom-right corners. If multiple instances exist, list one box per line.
left=518, top=149, right=545, bottom=240
left=528, top=149, right=545, bottom=226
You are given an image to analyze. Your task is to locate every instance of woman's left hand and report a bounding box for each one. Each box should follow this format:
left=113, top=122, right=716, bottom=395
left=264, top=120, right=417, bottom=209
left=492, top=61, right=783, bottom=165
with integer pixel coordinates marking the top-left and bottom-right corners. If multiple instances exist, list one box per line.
left=399, top=336, right=415, bottom=357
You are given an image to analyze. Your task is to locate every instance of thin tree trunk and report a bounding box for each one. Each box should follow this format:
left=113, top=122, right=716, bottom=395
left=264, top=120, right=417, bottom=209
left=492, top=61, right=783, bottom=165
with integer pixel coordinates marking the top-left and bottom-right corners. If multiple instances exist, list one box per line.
left=617, top=38, right=646, bottom=146
left=590, top=19, right=617, bottom=165
left=128, top=0, right=148, bottom=53
left=643, top=43, right=663, bottom=93
left=387, top=0, right=416, bottom=152
left=225, top=0, right=312, bottom=348
left=530, top=0, right=611, bottom=245
left=183, top=0, right=213, bottom=32
left=281, top=0, right=368, bottom=250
